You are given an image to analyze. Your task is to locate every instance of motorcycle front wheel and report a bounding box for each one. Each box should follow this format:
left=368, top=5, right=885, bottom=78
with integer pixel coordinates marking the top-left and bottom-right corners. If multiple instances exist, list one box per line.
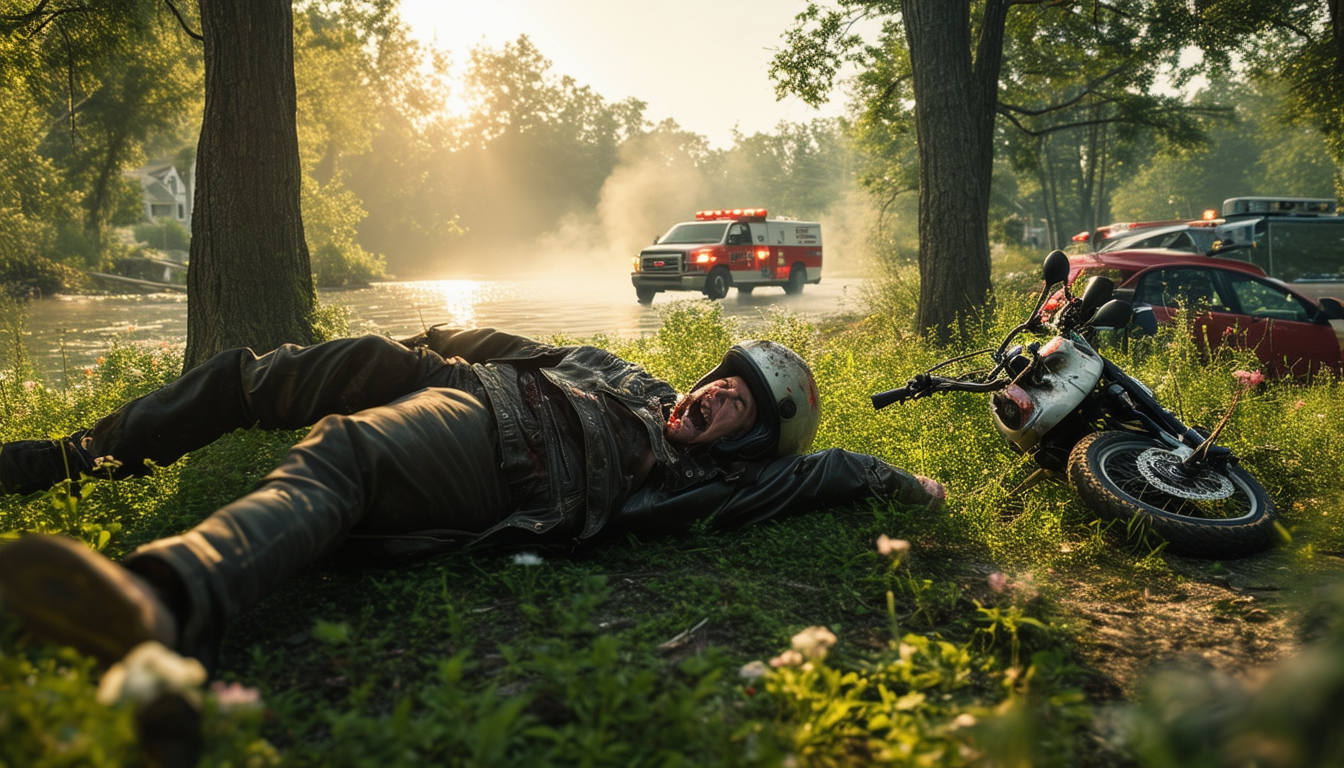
left=1067, top=431, right=1279, bottom=558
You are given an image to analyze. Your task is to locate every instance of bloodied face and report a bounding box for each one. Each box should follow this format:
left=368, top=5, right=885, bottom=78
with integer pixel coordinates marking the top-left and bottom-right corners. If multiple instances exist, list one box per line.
left=664, top=375, right=759, bottom=447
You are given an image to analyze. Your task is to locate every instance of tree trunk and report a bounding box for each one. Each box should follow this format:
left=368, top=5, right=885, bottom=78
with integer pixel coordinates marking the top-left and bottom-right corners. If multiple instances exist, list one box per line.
left=901, top=0, right=1006, bottom=343
left=185, top=0, right=315, bottom=371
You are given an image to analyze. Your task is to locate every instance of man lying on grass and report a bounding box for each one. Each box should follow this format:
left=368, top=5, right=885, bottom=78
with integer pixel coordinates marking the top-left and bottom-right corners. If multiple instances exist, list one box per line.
left=0, top=328, right=942, bottom=673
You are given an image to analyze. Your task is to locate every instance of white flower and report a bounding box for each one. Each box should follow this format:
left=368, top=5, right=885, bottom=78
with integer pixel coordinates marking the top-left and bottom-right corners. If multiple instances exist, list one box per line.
left=951, top=713, right=978, bottom=729
left=511, top=552, right=543, bottom=566
left=739, top=660, right=769, bottom=681
left=769, top=650, right=804, bottom=668
left=877, top=535, right=911, bottom=558
left=96, top=641, right=207, bottom=706
left=791, top=626, right=837, bottom=660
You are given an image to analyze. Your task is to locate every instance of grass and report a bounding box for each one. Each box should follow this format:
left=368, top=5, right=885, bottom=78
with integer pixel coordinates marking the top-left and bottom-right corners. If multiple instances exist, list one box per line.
left=1, top=269, right=1343, bottom=766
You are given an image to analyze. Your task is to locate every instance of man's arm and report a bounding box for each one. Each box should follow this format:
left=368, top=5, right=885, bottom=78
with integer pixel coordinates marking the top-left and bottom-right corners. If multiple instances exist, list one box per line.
left=398, top=326, right=554, bottom=363
left=612, top=448, right=937, bottom=537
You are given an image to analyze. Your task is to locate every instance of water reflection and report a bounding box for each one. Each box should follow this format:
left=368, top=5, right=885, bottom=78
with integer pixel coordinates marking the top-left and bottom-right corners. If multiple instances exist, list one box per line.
left=19, top=273, right=863, bottom=376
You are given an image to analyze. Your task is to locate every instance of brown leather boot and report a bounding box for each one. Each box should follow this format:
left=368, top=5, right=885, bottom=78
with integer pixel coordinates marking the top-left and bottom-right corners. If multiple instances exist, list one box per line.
left=0, top=533, right=178, bottom=665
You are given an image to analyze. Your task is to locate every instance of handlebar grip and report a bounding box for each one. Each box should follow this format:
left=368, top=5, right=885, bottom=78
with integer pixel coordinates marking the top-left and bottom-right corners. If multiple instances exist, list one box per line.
left=871, top=387, right=913, bottom=410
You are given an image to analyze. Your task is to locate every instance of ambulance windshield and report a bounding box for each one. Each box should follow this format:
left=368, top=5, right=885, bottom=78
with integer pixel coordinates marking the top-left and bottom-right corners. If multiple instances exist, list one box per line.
left=659, top=222, right=730, bottom=245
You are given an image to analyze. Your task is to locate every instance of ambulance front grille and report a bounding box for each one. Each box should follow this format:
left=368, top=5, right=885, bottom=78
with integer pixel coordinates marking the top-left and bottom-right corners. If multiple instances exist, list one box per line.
left=640, top=253, right=683, bottom=273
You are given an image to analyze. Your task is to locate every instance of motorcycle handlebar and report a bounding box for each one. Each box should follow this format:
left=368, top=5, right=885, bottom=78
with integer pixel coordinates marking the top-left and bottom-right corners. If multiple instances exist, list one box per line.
left=871, top=375, right=1010, bottom=410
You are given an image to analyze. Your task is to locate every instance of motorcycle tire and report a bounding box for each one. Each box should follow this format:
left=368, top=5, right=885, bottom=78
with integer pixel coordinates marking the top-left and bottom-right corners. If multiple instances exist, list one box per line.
left=1067, top=430, right=1279, bottom=558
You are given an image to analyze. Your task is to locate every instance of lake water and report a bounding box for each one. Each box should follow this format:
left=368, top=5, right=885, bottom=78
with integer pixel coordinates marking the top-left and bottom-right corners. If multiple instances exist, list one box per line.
left=20, top=273, right=867, bottom=375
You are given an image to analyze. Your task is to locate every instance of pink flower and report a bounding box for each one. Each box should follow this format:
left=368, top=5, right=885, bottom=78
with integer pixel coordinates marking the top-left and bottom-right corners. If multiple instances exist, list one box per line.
left=210, top=680, right=262, bottom=712
left=769, top=650, right=804, bottom=668
left=1294, top=400, right=1306, bottom=411
left=1232, top=370, right=1265, bottom=389
left=988, top=572, right=1009, bottom=593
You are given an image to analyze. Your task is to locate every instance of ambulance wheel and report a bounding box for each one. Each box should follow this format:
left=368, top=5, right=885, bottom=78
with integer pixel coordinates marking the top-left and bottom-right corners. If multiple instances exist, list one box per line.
left=785, top=264, right=807, bottom=295
left=636, top=288, right=657, bottom=304
left=704, top=268, right=730, bottom=300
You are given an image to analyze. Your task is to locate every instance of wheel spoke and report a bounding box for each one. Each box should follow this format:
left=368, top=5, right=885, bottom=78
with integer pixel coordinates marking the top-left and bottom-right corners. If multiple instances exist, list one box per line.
left=1096, top=441, right=1256, bottom=522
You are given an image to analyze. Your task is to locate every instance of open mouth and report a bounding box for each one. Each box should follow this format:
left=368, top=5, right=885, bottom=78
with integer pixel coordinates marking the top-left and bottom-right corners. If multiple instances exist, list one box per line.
left=669, top=393, right=710, bottom=435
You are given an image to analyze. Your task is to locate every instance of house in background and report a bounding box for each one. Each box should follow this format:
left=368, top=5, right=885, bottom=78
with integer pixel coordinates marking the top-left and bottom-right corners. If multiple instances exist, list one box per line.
left=127, top=160, right=193, bottom=231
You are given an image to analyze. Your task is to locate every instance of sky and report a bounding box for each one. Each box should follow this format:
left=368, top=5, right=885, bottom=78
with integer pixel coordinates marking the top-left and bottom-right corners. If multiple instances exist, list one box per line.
left=396, top=0, right=857, bottom=150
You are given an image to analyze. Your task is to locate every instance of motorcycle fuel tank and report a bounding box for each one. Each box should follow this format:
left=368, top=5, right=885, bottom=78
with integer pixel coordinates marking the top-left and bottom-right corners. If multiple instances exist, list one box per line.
left=990, top=336, right=1104, bottom=451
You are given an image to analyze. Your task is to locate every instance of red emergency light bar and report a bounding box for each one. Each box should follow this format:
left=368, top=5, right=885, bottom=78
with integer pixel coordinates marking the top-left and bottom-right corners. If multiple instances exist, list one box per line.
left=695, top=208, right=768, bottom=221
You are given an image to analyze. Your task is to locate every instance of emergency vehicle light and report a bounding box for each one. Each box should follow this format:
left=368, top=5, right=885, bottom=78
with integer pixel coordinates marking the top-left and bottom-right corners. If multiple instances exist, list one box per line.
left=1222, top=197, right=1338, bottom=217
left=695, top=208, right=768, bottom=221
left=1071, top=231, right=1090, bottom=242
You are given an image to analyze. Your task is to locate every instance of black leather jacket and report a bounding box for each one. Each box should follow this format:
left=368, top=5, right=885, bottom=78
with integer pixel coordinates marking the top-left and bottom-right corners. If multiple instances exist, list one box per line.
left=399, top=327, right=930, bottom=550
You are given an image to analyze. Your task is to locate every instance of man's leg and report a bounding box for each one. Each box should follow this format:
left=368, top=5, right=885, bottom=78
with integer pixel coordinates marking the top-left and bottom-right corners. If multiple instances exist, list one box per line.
left=0, top=386, right=510, bottom=667
left=0, top=335, right=451, bottom=494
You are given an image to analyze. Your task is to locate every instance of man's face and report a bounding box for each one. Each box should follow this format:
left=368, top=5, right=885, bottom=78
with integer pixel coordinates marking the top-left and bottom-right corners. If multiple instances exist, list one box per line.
left=664, top=375, right=758, bottom=447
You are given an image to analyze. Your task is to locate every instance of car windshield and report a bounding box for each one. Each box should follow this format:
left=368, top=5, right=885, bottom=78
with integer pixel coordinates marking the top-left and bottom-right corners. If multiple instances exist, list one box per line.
left=1265, top=220, right=1344, bottom=282
left=1098, top=227, right=1211, bottom=254
left=658, top=222, right=729, bottom=245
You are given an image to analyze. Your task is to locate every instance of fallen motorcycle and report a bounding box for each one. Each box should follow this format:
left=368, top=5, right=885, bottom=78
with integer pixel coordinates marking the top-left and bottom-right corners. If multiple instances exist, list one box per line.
left=872, top=250, right=1278, bottom=558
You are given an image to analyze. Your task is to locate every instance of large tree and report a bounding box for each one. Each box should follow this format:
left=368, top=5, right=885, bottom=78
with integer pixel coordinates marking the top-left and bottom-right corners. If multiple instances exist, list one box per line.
left=772, top=1, right=1217, bottom=342
left=185, top=0, right=315, bottom=368
left=2, top=0, right=318, bottom=368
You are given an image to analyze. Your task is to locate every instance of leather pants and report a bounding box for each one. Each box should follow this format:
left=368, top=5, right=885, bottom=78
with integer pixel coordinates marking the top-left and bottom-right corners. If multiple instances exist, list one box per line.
left=43, top=336, right=520, bottom=658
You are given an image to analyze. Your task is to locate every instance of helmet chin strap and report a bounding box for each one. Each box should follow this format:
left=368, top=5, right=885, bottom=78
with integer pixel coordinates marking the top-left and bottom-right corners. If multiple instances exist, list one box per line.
left=711, top=420, right=775, bottom=461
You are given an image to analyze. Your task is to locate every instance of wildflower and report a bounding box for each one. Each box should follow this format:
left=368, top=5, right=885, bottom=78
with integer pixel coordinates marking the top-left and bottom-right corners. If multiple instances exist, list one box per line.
left=739, top=660, right=769, bottom=681
left=96, top=356, right=106, bottom=365
left=1232, top=369, right=1265, bottom=389
left=987, top=572, right=1009, bottom=593
left=83, top=368, right=92, bottom=377
left=22, top=381, right=35, bottom=392
left=951, top=713, right=977, bottom=729
left=96, top=641, right=207, bottom=706
left=791, top=625, right=837, bottom=660
left=511, top=552, right=543, bottom=566
left=210, top=680, right=263, bottom=713
left=769, top=650, right=804, bottom=668
left=877, top=534, right=910, bottom=558
left=1294, top=399, right=1306, bottom=411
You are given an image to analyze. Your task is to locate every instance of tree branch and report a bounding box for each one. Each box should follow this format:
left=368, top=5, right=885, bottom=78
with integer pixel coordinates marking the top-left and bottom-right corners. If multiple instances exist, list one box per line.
left=162, top=0, right=202, bottom=42
left=997, top=66, right=1128, bottom=117
left=996, top=104, right=1231, bottom=137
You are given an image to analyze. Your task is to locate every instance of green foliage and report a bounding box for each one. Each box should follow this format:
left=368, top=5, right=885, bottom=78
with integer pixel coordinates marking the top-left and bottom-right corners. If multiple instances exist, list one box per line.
left=131, top=219, right=191, bottom=253
left=0, top=277, right=1342, bottom=765
left=1111, top=75, right=1337, bottom=221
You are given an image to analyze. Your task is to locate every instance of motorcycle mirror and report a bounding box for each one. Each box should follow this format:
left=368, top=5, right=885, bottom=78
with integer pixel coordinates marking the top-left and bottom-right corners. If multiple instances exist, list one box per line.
left=1079, top=276, right=1114, bottom=313
left=1090, top=299, right=1133, bottom=330
left=1130, top=304, right=1159, bottom=336
left=1042, top=250, right=1071, bottom=286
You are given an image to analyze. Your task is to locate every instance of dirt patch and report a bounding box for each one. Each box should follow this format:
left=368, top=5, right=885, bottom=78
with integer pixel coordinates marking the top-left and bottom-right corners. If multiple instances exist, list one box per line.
left=1052, top=551, right=1331, bottom=697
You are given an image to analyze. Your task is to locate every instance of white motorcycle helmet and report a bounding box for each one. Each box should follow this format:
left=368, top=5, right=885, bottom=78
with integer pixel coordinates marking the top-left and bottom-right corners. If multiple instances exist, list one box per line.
left=691, top=340, right=821, bottom=460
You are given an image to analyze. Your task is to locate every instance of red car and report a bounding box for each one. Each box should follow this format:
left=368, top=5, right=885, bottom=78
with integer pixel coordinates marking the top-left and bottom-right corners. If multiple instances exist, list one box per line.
left=1067, top=248, right=1344, bottom=378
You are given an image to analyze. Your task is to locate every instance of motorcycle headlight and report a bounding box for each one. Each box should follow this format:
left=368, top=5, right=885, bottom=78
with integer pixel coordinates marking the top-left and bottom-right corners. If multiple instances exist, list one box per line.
left=992, top=385, right=1035, bottom=431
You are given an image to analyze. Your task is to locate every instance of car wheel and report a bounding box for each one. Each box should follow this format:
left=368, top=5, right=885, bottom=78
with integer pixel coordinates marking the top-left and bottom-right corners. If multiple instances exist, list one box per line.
left=704, top=268, right=730, bottom=300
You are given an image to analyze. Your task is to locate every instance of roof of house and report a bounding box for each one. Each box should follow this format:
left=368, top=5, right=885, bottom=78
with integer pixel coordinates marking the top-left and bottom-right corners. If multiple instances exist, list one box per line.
left=141, top=178, right=178, bottom=204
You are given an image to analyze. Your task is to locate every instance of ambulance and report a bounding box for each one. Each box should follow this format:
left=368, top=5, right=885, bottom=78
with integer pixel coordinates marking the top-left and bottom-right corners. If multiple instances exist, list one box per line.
left=630, top=208, right=823, bottom=303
